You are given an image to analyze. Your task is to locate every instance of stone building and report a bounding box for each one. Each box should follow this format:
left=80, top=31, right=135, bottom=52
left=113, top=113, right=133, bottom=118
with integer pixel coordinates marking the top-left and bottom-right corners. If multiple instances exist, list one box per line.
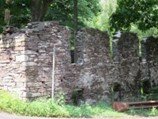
left=0, top=21, right=157, bottom=103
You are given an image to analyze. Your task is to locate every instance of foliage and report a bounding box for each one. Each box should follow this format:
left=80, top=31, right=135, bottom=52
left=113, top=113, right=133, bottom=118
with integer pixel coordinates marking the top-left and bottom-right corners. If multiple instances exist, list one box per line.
left=0, top=90, right=123, bottom=117
left=85, top=0, right=158, bottom=38
left=0, top=0, right=100, bottom=33
left=130, top=24, right=158, bottom=38
left=110, top=0, right=158, bottom=32
left=66, top=102, right=123, bottom=117
left=2, top=90, right=158, bottom=117
left=0, top=90, right=69, bottom=117
left=127, top=108, right=158, bottom=116
left=45, top=0, right=100, bottom=28
left=0, top=0, right=31, bottom=32
left=85, top=0, right=117, bottom=31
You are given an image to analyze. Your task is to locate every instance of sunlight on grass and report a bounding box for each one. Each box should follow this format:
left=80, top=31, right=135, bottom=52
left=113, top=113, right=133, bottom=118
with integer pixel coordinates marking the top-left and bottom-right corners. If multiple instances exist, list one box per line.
left=1, top=90, right=158, bottom=117
left=0, top=90, right=124, bottom=117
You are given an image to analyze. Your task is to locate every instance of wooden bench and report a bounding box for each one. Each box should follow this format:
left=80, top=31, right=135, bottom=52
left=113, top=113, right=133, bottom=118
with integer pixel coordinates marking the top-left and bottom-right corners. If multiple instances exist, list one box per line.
left=113, top=101, right=158, bottom=112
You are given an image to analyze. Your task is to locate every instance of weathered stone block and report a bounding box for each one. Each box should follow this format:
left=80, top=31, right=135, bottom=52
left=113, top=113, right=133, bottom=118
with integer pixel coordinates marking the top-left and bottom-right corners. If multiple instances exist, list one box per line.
left=16, top=55, right=28, bottom=62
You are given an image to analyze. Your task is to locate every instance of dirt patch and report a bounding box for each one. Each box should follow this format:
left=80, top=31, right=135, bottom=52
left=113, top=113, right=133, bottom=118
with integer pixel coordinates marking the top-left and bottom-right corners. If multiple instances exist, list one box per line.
left=0, top=112, right=158, bottom=119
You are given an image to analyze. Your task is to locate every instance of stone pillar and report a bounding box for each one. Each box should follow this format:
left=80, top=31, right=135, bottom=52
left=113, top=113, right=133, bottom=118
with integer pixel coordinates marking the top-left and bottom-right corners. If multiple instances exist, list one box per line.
left=117, top=32, right=140, bottom=101
left=75, top=29, right=111, bottom=103
left=144, top=37, right=158, bottom=87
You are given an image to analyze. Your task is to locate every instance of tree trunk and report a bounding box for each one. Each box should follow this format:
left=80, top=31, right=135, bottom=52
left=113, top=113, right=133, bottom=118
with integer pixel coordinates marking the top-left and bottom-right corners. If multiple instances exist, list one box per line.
left=4, top=9, right=10, bottom=25
left=4, top=0, right=12, bottom=25
left=31, top=0, right=53, bottom=21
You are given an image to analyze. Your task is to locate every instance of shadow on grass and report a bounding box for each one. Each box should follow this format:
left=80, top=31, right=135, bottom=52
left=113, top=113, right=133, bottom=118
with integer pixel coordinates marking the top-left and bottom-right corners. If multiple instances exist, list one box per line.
left=126, top=108, right=158, bottom=117
left=65, top=102, right=124, bottom=118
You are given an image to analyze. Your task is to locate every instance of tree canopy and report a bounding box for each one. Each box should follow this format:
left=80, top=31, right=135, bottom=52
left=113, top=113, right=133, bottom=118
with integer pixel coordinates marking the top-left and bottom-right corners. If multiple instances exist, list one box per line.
left=0, top=0, right=100, bottom=32
left=85, top=0, right=117, bottom=31
left=0, top=0, right=158, bottom=37
left=110, top=0, right=158, bottom=32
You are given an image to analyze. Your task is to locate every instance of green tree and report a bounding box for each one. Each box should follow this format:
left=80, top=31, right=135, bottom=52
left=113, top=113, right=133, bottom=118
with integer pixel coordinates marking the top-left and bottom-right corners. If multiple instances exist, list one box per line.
left=46, top=0, right=100, bottom=28
left=0, top=0, right=31, bottom=30
left=110, top=0, right=158, bottom=31
left=85, top=0, right=117, bottom=31
left=0, top=0, right=100, bottom=32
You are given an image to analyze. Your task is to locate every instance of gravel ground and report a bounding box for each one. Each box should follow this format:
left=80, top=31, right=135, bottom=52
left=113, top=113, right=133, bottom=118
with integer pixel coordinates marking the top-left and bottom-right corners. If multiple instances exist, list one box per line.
left=0, top=112, right=158, bottom=119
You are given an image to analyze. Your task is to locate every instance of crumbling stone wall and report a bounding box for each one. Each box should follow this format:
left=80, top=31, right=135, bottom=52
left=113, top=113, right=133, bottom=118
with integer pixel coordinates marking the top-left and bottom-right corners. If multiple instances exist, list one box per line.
left=63, top=32, right=145, bottom=103
left=76, top=29, right=110, bottom=101
left=117, top=33, right=140, bottom=101
left=143, top=37, right=158, bottom=87
left=0, top=22, right=71, bottom=99
left=0, top=34, right=27, bottom=98
left=0, top=21, right=158, bottom=103
left=62, top=30, right=142, bottom=104
left=62, top=29, right=111, bottom=103
left=112, top=34, right=158, bottom=101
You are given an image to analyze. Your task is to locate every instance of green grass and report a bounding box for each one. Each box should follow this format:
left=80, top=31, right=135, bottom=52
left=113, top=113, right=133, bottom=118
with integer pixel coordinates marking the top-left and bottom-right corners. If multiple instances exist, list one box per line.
left=2, top=90, right=158, bottom=117
left=0, top=90, right=69, bottom=117
left=0, top=90, right=123, bottom=117
left=65, top=102, right=124, bottom=117
left=127, top=107, right=158, bottom=117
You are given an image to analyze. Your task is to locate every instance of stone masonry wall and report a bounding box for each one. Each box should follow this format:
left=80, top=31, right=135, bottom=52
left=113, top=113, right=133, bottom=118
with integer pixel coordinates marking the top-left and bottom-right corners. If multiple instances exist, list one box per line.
left=0, top=34, right=27, bottom=98
left=0, top=22, right=158, bottom=102
left=62, top=29, right=111, bottom=103
left=116, top=33, right=140, bottom=101
left=111, top=34, right=158, bottom=101
left=0, top=22, right=71, bottom=99
left=144, top=37, right=158, bottom=86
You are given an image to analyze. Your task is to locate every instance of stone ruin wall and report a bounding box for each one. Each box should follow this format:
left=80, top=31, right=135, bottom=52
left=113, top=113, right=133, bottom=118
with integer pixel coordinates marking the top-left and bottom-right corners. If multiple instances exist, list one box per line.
left=112, top=33, right=141, bottom=101
left=0, top=33, right=27, bottom=98
left=0, top=22, right=71, bottom=99
left=142, top=37, right=158, bottom=86
left=63, top=29, right=111, bottom=103
left=0, top=21, right=158, bottom=103
left=111, top=34, right=158, bottom=101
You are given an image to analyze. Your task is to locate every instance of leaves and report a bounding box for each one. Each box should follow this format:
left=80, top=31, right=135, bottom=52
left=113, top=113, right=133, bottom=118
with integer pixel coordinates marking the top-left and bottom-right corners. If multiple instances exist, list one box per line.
left=45, top=0, right=100, bottom=28
left=110, top=0, right=158, bottom=31
left=0, top=0, right=100, bottom=31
